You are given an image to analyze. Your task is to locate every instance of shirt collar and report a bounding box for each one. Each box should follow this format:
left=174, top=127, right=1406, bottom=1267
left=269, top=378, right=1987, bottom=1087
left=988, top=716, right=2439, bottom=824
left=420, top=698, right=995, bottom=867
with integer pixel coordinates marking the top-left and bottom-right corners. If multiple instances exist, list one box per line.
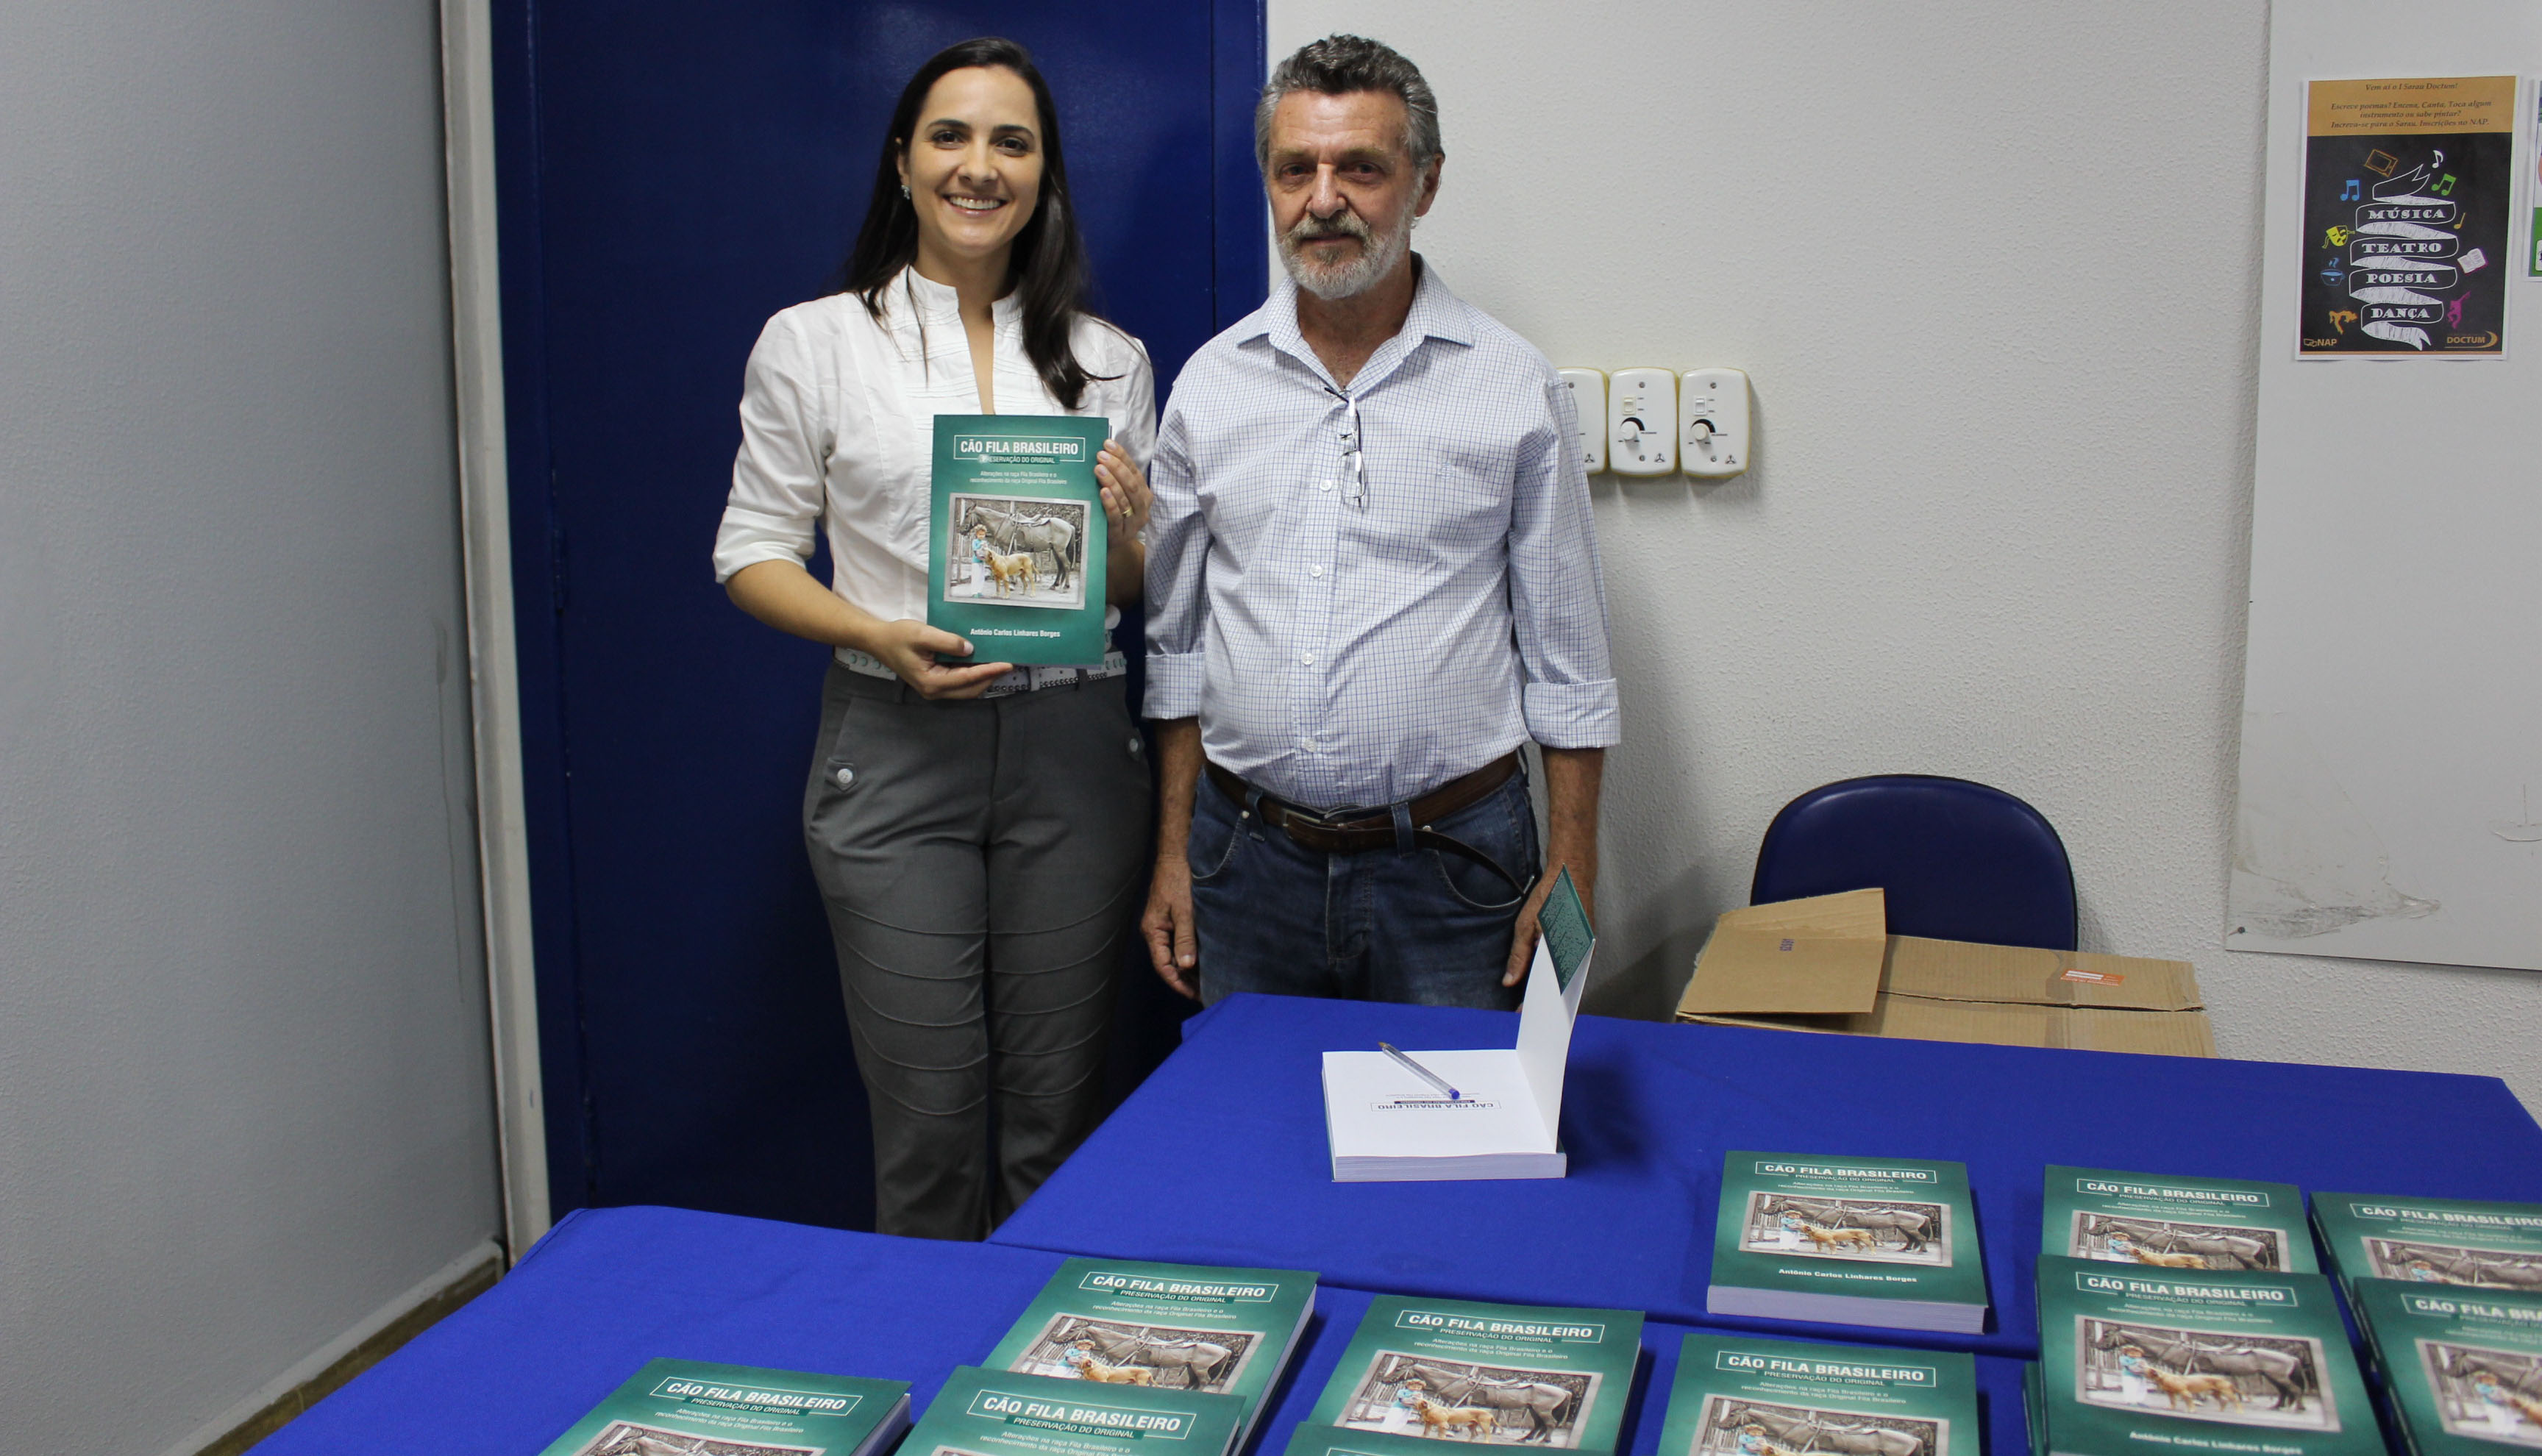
left=898, top=265, right=1024, bottom=329
left=1246, top=254, right=1475, bottom=391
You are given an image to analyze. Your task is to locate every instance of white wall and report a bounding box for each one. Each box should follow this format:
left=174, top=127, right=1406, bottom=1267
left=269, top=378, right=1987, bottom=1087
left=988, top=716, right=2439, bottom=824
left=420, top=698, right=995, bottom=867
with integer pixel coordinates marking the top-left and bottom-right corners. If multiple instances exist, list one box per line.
left=0, top=3, right=502, bottom=1452
left=1267, top=0, right=2542, bottom=1111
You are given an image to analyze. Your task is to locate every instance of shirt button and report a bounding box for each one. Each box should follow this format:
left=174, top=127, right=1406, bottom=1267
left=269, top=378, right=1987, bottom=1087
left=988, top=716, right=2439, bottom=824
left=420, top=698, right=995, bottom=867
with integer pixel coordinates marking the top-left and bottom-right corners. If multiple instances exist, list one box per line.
left=1299, top=651, right=1315, bottom=665
left=1309, top=565, right=1322, bottom=577
left=833, top=767, right=856, bottom=789
left=1319, top=478, right=1334, bottom=492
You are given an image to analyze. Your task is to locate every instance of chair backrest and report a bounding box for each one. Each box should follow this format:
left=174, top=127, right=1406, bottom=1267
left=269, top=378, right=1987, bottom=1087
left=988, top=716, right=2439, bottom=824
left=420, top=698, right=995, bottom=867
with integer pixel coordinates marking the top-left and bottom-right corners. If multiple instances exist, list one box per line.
left=1750, top=774, right=2079, bottom=951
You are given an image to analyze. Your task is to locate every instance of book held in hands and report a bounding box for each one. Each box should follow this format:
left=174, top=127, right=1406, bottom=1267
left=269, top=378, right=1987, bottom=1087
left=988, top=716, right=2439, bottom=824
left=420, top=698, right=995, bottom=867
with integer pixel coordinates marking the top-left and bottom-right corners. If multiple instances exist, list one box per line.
left=536, top=1357, right=910, bottom=1456
left=928, top=414, right=1111, bottom=666
left=1707, top=1152, right=1988, bottom=1333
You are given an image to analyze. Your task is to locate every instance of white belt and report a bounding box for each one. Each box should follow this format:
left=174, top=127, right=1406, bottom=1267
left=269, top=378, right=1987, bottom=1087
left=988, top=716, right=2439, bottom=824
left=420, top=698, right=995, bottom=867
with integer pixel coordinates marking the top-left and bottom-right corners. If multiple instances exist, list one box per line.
left=836, top=644, right=1128, bottom=698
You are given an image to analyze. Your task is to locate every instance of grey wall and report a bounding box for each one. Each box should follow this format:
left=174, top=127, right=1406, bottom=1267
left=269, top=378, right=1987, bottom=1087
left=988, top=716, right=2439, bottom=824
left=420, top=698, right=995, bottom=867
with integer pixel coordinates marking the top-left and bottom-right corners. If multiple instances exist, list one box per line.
left=0, top=4, right=502, bottom=1452
left=1266, top=0, right=2542, bottom=1110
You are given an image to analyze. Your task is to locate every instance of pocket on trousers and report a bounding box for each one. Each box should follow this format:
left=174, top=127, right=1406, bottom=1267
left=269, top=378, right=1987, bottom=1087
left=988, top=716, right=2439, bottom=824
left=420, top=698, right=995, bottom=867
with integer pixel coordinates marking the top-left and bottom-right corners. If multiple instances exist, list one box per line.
left=813, top=696, right=866, bottom=804
left=1426, top=791, right=1535, bottom=912
left=1186, top=786, right=1246, bottom=885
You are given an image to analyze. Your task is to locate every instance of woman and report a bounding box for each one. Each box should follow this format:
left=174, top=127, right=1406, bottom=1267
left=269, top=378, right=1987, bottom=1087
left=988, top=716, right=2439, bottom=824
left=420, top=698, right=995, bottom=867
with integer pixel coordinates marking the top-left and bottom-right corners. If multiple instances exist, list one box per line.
left=711, top=37, right=1155, bottom=1240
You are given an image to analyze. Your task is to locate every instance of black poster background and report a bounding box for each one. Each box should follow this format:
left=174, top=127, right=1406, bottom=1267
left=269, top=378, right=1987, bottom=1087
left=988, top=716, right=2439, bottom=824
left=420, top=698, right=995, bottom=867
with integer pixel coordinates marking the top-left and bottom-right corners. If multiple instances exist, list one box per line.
left=2299, top=129, right=2511, bottom=355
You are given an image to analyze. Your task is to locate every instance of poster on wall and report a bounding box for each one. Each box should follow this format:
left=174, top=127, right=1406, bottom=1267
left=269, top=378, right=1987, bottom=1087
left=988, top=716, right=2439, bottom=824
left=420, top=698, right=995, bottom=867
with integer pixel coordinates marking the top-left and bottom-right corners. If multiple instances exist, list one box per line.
left=2299, top=75, right=2515, bottom=357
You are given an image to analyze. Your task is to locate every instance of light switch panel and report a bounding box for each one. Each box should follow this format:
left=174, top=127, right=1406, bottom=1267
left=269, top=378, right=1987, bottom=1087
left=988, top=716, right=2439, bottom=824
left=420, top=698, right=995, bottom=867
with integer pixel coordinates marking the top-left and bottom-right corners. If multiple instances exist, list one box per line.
left=1680, top=367, right=1750, bottom=479
left=1608, top=367, right=1676, bottom=477
left=1556, top=368, right=1606, bottom=474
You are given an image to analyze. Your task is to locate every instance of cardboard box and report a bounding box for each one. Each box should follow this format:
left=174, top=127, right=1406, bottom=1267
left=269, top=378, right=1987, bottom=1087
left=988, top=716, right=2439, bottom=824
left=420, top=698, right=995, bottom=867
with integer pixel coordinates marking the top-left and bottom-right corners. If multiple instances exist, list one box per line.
left=1674, top=888, right=2215, bottom=1057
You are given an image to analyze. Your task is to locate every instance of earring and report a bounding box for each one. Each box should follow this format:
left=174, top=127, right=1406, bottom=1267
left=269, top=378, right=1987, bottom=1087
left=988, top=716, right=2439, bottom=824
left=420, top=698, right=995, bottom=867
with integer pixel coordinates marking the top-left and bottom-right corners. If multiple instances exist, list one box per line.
left=1411, top=214, right=1423, bottom=229
left=900, top=183, right=911, bottom=199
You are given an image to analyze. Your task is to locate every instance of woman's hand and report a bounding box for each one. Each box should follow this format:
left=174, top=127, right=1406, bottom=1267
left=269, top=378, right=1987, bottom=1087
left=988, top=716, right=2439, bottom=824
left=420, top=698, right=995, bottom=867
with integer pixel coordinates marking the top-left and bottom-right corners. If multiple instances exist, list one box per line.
left=870, top=618, right=1012, bottom=700
left=1096, top=438, right=1150, bottom=557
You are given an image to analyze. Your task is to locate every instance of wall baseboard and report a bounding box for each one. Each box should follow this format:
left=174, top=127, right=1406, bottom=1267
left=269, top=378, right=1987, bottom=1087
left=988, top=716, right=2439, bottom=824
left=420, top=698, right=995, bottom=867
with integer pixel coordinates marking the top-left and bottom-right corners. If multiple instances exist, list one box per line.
left=163, top=1238, right=505, bottom=1456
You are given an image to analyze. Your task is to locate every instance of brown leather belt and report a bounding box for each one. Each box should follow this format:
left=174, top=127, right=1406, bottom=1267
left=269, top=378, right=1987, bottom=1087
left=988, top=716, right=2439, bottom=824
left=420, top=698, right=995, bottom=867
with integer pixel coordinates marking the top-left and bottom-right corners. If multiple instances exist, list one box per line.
left=1203, top=752, right=1531, bottom=893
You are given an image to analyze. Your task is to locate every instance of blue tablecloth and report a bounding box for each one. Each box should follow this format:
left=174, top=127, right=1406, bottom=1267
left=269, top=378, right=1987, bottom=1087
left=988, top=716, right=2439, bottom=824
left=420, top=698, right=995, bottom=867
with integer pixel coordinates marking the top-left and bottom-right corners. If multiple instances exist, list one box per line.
left=991, top=993, right=2542, bottom=1357
left=254, top=1204, right=2034, bottom=1456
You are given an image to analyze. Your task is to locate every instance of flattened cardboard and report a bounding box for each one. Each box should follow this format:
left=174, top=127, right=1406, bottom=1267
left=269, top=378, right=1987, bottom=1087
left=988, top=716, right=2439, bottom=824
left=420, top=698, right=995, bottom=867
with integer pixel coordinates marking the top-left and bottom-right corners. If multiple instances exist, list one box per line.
left=1675, top=891, right=1888, bottom=1016
left=1676, top=893, right=2213, bottom=1057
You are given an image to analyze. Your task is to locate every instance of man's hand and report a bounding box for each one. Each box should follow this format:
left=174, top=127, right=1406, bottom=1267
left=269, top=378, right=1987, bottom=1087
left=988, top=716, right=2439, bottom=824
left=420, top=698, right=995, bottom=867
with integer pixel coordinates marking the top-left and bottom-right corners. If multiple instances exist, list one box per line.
left=1503, top=746, right=1606, bottom=988
left=1142, top=854, right=1200, bottom=999
left=1144, top=718, right=1206, bottom=999
left=869, top=618, right=1011, bottom=700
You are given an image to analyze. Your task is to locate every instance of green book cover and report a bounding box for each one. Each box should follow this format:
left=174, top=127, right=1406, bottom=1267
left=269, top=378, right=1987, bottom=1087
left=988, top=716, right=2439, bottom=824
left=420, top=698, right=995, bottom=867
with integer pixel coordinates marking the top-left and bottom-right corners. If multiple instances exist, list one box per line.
left=905, top=1367, right=1247, bottom=1456
left=2311, top=1192, right=2542, bottom=1296
left=2041, top=1166, right=2316, bottom=1273
left=1709, top=1152, right=1987, bottom=1330
left=535, top=1357, right=911, bottom=1456
left=1651, top=1331, right=1979, bottom=1456
left=1303, top=1293, right=1645, bottom=1452
left=983, top=1257, right=1317, bottom=1443
left=928, top=414, right=1109, bottom=666
left=2023, top=1361, right=2047, bottom=1456
left=2354, top=1278, right=2542, bottom=1455
left=2034, top=1254, right=2377, bottom=1456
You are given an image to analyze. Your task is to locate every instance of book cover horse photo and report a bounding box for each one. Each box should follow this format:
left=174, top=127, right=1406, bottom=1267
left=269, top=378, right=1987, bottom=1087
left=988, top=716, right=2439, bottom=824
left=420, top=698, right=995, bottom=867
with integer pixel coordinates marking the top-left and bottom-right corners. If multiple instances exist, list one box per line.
left=2351, top=1279, right=2542, bottom=1455
left=2042, top=1166, right=2315, bottom=1273
left=1306, top=1294, right=1644, bottom=1452
left=1653, top=1332, right=1980, bottom=1456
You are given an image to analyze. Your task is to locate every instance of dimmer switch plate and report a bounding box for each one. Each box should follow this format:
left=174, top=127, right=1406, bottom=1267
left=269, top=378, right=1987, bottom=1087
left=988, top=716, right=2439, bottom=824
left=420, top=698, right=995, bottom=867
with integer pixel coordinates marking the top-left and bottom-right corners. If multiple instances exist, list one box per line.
left=1608, top=367, right=1676, bottom=477
left=1556, top=368, right=1606, bottom=474
left=1680, top=367, right=1750, bottom=479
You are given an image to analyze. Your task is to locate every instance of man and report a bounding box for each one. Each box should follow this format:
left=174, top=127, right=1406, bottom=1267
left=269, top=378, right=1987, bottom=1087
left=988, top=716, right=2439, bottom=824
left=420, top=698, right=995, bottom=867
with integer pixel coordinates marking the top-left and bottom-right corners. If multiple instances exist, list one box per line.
left=1140, top=35, right=1618, bottom=1006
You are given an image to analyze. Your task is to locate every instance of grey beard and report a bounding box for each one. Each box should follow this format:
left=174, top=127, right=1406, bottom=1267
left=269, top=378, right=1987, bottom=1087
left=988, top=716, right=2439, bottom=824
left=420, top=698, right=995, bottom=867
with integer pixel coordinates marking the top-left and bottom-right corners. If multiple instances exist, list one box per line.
left=1279, top=210, right=1413, bottom=300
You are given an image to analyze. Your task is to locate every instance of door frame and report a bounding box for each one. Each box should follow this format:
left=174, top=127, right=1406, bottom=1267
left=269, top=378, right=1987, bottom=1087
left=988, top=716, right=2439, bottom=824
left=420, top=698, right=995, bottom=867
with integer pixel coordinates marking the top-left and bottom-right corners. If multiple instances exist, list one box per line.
left=441, top=0, right=1268, bottom=1237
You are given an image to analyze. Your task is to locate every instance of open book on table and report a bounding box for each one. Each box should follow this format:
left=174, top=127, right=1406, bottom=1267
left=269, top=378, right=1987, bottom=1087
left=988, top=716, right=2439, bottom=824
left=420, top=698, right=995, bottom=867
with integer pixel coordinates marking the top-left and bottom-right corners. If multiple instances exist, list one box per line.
left=1319, top=868, right=1594, bottom=1182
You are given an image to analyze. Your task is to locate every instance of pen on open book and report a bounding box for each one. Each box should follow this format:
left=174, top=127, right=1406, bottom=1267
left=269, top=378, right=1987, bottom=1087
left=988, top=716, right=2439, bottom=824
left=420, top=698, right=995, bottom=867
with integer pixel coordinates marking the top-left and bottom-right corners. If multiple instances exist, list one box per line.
left=1378, top=1042, right=1460, bottom=1101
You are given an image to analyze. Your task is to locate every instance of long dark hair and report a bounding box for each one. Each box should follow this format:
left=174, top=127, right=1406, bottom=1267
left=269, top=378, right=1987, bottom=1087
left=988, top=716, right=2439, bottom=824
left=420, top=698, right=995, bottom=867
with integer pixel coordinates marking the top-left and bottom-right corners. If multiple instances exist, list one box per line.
left=839, top=37, right=1113, bottom=410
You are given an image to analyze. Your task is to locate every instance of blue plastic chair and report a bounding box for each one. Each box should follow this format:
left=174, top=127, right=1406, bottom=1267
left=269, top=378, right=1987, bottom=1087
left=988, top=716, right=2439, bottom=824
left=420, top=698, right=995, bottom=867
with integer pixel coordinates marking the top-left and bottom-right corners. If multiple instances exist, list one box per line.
left=1749, top=774, right=2079, bottom=951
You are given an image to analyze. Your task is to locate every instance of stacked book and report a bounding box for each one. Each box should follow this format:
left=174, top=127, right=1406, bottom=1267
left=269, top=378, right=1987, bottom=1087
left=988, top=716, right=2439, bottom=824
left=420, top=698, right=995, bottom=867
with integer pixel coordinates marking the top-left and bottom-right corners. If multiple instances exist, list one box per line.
left=1707, top=1152, right=1989, bottom=1332
left=2349, top=1277, right=2542, bottom=1455
left=1654, top=1331, right=1980, bottom=1456
left=2027, top=1253, right=2377, bottom=1456
left=1282, top=1293, right=1643, bottom=1456
left=535, top=1358, right=911, bottom=1456
left=978, top=1257, right=1320, bottom=1454
left=2043, top=1165, right=2315, bottom=1274
left=2311, top=1190, right=2542, bottom=1306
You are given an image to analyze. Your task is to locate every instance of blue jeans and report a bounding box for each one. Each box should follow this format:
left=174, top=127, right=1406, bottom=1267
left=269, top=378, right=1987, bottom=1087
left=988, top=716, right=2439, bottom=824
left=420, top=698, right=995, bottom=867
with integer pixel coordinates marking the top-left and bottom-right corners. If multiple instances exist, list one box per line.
left=1187, top=766, right=1541, bottom=1009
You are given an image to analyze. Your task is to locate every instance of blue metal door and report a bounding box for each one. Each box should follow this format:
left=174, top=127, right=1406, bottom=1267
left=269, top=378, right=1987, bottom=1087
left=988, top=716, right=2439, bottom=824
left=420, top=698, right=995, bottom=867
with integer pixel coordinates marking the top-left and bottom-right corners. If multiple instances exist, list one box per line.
left=491, top=0, right=1263, bottom=1227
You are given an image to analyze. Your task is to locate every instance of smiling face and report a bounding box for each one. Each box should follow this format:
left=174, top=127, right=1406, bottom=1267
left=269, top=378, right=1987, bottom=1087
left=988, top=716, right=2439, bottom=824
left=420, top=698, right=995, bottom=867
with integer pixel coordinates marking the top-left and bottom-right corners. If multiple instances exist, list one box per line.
left=1263, top=89, right=1437, bottom=300
left=897, top=65, right=1044, bottom=281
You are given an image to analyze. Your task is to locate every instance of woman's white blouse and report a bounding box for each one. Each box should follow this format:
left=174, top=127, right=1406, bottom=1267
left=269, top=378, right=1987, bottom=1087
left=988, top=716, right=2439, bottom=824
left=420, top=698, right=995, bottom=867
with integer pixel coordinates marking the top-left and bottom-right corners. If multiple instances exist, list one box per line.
left=712, top=267, right=1157, bottom=627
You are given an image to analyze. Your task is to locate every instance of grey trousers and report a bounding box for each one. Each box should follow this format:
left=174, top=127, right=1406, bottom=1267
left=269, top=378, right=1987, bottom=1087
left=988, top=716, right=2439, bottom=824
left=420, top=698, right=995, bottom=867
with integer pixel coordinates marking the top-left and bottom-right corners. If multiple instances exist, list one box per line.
left=802, top=662, right=1149, bottom=1240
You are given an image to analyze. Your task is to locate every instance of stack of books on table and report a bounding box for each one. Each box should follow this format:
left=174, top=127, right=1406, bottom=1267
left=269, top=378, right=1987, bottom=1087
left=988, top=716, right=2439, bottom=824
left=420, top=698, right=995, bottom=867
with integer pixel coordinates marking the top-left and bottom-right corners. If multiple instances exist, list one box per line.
left=2349, top=1277, right=2542, bottom=1455
left=2027, top=1253, right=2377, bottom=1456
left=1281, top=1292, right=1642, bottom=1456
left=2311, top=1190, right=2542, bottom=1307
left=1706, top=1152, right=1990, bottom=1333
left=1654, top=1330, right=1981, bottom=1456
left=970, top=1256, right=1320, bottom=1455
left=535, top=1358, right=912, bottom=1456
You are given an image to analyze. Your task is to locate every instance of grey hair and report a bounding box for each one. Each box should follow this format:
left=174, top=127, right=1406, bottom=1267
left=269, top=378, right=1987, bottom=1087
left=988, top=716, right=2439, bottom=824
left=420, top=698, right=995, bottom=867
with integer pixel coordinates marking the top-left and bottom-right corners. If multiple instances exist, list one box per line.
left=1254, top=35, right=1442, bottom=172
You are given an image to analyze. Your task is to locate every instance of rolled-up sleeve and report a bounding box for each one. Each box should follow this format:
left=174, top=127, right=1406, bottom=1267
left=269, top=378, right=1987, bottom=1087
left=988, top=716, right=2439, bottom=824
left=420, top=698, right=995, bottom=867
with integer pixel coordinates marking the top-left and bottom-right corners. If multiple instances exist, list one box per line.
left=1508, top=377, right=1621, bottom=748
left=1141, top=400, right=1208, bottom=719
left=712, top=314, right=827, bottom=584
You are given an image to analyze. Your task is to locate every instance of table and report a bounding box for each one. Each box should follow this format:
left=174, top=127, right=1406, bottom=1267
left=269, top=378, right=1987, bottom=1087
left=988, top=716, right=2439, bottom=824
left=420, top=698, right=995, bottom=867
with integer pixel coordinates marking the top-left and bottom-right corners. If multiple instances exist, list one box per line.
left=256, top=1205, right=2035, bottom=1456
left=990, top=993, right=2542, bottom=1357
